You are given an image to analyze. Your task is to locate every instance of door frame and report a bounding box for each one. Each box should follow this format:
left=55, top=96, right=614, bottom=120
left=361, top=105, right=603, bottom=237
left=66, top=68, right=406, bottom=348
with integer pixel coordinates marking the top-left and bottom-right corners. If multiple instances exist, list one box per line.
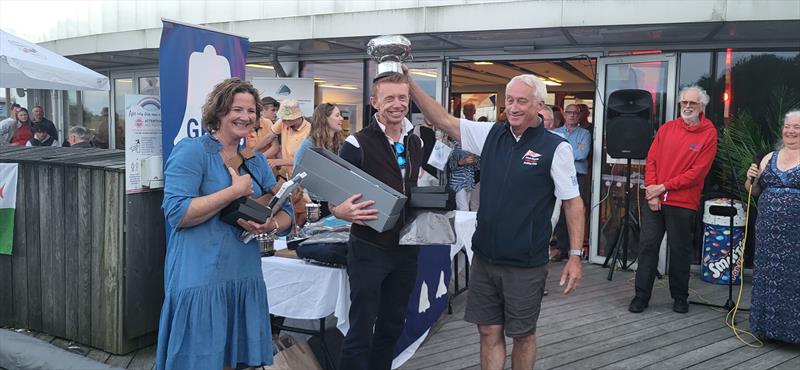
left=588, top=53, right=678, bottom=274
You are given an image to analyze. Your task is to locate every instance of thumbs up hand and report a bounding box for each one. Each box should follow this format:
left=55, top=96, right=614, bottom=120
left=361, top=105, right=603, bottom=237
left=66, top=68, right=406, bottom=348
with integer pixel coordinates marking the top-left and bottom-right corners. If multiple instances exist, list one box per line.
left=228, top=167, right=253, bottom=198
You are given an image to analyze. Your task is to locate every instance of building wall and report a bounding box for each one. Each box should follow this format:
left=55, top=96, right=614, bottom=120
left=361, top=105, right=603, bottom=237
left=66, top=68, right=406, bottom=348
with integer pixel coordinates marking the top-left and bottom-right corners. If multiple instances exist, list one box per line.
left=22, top=0, right=799, bottom=57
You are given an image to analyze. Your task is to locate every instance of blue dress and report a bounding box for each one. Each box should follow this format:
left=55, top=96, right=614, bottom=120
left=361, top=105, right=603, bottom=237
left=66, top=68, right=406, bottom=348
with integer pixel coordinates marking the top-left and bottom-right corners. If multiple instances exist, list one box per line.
left=750, top=151, right=800, bottom=344
left=156, top=134, right=291, bottom=369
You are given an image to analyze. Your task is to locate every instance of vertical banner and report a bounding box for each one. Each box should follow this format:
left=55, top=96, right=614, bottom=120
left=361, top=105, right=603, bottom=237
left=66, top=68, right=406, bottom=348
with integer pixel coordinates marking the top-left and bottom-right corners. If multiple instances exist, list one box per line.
left=0, top=163, right=18, bottom=255
left=125, top=95, right=163, bottom=194
left=159, top=19, right=249, bottom=163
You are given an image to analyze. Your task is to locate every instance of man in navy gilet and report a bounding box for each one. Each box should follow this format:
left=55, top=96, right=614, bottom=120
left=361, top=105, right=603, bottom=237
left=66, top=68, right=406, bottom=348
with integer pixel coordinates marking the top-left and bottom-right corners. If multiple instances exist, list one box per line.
left=408, top=67, right=585, bottom=370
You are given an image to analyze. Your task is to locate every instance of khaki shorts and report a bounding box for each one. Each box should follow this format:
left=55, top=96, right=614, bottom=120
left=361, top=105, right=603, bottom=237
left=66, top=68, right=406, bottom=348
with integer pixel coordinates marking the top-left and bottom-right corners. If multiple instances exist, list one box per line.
left=464, top=256, right=548, bottom=337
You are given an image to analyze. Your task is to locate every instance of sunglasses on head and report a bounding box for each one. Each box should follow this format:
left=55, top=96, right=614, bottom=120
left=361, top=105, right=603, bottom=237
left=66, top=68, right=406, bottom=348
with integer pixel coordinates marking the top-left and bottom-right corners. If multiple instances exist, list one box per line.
left=394, top=142, right=407, bottom=168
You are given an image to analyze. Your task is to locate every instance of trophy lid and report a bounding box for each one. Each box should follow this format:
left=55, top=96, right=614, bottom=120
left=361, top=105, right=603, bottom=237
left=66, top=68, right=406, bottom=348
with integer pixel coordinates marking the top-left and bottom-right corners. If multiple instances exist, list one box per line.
left=367, top=35, right=411, bottom=62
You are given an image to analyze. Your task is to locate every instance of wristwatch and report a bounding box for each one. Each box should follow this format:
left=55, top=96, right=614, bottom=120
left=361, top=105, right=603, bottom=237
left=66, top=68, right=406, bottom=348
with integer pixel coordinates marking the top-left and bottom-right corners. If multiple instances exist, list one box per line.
left=569, top=249, right=583, bottom=257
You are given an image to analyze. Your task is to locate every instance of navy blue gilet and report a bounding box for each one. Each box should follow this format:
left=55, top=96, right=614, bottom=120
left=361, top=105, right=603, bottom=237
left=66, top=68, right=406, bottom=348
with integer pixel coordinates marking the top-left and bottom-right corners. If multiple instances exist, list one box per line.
left=472, top=122, right=566, bottom=267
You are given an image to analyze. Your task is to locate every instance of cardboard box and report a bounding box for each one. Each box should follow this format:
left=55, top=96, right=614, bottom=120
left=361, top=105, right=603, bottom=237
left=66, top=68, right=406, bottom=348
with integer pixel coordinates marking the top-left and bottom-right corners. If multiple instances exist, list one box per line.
left=294, top=147, right=407, bottom=232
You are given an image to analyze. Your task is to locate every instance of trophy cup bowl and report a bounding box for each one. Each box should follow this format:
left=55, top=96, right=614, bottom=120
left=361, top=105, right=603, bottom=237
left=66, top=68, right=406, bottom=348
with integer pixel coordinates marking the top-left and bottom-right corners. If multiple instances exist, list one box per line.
left=367, top=35, right=412, bottom=77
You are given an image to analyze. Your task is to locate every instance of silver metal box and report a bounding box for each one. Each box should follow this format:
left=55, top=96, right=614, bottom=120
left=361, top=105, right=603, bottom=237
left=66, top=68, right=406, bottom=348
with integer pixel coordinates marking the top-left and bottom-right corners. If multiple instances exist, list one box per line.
left=294, top=147, right=407, bottom=232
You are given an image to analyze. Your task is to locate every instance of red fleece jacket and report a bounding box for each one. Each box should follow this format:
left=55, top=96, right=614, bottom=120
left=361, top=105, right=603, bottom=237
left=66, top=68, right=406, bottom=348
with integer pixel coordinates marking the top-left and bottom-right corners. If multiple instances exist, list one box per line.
left=645, top=114, right=718, bottom=211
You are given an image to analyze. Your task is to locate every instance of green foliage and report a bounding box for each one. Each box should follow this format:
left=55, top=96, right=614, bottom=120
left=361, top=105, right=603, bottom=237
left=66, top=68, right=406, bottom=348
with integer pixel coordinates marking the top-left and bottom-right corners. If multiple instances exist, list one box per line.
left=715, top=85, right=800, bottom=202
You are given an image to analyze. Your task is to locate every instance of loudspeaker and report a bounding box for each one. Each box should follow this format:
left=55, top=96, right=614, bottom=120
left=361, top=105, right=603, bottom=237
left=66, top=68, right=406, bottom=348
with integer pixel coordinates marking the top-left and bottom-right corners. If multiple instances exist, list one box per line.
left=606, top=89, right=654, bottom=159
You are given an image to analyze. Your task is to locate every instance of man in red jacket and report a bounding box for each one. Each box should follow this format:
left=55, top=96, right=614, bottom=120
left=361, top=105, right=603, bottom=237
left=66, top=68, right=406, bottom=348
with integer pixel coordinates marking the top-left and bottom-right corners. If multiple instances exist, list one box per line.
left=629, top=85, right=718, bottom=314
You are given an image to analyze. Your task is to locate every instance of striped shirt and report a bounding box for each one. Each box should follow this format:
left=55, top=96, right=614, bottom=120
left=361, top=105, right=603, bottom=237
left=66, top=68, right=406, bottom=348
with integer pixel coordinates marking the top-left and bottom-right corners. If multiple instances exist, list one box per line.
left=448, top=142, right=480, bottom=192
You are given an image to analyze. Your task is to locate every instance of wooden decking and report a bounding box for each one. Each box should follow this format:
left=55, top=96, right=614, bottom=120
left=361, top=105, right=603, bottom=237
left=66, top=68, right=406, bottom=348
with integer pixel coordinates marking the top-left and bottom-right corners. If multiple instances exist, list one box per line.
left=400, top=262, right=800, bottom=370
left=7, top=262, right=798, bottom=369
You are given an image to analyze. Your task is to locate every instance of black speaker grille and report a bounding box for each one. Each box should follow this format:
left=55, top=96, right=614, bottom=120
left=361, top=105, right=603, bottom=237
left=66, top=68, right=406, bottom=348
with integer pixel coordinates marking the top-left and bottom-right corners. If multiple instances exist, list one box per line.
left=606, top=116, right=652, bottom=159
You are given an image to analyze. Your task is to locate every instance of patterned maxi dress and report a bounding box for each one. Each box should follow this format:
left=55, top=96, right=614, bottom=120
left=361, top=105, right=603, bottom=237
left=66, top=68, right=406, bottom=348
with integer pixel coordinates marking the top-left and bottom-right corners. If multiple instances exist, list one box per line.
left=750, top=151, right=800, bottom=343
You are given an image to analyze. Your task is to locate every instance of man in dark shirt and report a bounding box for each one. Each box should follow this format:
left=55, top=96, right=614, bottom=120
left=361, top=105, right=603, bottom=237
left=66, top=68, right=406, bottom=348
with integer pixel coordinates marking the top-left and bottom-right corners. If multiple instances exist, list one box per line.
left=31, top=106, right=58, bottom=141
left=67, top=126, right=94, bottom=148
left=333, top=72, right=424, bottom=370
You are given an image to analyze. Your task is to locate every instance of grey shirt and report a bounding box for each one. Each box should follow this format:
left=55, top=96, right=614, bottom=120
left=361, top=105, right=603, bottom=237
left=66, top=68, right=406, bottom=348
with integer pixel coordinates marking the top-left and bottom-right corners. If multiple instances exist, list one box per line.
left=0, top=117, right=16, bottom=145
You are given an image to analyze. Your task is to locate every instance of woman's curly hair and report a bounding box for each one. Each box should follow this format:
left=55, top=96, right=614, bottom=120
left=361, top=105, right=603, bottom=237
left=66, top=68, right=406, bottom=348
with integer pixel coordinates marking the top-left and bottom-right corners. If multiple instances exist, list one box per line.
left=201, top=78, right=262, bottom=132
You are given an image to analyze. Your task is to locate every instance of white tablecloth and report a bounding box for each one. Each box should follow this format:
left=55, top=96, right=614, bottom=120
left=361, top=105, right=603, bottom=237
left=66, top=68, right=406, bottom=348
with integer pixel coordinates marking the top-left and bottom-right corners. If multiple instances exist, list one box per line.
left=262, top=242, right=352, bottom=334
left=454, top=211, right=476, bottom=262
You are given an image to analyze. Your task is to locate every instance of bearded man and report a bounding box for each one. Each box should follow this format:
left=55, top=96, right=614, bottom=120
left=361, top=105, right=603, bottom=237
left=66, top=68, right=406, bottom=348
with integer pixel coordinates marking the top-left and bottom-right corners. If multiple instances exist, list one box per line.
left=628, top=85, right=718, bottom=314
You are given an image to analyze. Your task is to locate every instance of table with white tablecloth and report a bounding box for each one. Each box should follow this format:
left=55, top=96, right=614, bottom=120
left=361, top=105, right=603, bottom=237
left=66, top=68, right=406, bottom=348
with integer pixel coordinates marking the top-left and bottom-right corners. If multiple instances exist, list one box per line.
left=261, top=211, right=478, bottom=369
left=261, top=255, right=351, bottom=334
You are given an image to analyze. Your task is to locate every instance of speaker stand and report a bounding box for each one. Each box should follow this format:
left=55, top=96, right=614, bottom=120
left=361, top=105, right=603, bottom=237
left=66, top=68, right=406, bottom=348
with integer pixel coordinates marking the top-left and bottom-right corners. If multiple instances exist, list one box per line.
left=603, top=158, right=636, bottom=280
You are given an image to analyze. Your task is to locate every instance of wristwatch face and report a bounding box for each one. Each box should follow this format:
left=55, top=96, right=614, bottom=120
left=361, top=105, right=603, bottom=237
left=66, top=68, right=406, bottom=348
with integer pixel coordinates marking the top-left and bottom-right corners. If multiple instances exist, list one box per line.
left=569, top=249, right=583, bottom=257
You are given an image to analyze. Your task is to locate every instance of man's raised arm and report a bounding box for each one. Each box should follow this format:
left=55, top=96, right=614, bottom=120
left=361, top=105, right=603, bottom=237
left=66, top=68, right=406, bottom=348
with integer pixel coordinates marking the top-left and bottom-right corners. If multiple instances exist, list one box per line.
left=405, top=66, right=462, bottom=141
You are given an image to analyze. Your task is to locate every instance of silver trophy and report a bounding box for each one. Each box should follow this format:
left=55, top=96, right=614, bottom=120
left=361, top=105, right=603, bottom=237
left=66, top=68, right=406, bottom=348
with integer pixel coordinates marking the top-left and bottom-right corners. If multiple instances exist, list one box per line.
left=367, top=35, right=412, bottom=77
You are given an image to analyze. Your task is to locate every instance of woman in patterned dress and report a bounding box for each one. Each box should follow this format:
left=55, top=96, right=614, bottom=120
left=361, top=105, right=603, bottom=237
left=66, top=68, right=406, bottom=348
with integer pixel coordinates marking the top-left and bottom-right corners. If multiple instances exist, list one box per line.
left=745, top=110, right=800, bottom=343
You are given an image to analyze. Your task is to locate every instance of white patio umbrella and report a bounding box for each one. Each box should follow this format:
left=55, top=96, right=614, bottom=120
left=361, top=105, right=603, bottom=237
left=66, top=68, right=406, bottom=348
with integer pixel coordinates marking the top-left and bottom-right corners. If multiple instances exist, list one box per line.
left=0, top=29, right=109, bottom=91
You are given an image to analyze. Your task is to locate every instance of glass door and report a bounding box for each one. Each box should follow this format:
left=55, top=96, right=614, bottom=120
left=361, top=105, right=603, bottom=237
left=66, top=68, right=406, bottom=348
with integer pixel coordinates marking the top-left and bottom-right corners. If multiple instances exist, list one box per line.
left=110, top=71, right=159, bottom=150
left=589, top=54, right=677, bottom=274
left=406, top=62, right=443, bottom=125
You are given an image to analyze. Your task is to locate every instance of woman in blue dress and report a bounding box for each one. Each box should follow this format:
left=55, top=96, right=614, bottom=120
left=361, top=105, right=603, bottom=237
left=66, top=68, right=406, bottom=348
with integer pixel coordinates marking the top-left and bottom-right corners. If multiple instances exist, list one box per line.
left=156, top=78, right=294, bottom=369
left=745, top=110, right=800, bottom=344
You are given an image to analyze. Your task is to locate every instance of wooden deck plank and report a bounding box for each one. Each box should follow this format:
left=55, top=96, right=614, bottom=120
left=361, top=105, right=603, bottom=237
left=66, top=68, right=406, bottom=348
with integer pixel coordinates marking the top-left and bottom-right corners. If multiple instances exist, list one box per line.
left=7, top=262, right=795, bottom=370
left=86, top=348, right=112, bottom=364
left=557, top=315, right=731, bottom=369
left=407, top=266, right=737, bottom=370
left=771, top=354, right=800, bottom=370
left=105, top=353, right=135, bottom=369
left=408, top=269, right=688, bottom=369
left=127, top=345, right=157, bottom=370
left=735, top=346, right=800, bottom=369
left=534, top=310, right=723, bottom=369
left=399, top=263, right=799, bottom=370
left=685, top=340, right=785, bottom=370
left=597, top=327, right=738, bottom=369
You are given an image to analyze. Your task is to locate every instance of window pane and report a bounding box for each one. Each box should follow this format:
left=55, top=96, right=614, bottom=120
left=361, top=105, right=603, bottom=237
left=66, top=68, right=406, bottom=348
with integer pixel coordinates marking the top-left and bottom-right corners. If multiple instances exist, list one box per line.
left=301, top=61, right=364, bottom=134
left=67, top=91, right=81, bottom=127
left=678, top=52, right=712, bottom=90
left=245, top=64, right=277, bottom=80
left=114, top=78, right=134, bottom=149
left=9, top=88, right=29, bottom=109
left=81, top=90, right=109, bottom=149
left=714, top=50, right=800, bottom=126
left=138, top=77, right=160, bottom=96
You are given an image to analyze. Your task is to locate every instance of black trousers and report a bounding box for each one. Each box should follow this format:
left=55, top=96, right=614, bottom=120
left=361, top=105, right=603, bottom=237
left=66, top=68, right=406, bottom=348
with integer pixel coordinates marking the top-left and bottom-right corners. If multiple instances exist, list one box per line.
left=338, top=238, right=418, bottom=370
left=634, top=204, right=697, bottom=301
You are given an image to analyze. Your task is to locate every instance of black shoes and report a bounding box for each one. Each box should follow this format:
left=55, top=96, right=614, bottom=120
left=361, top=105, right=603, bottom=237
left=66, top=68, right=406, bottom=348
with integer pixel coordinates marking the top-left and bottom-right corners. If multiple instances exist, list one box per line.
left=628, top=297, right=648, bottom=313
left=673, top=298, right=689, bottom=313
left=628, top=297, right=689, bottom=313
